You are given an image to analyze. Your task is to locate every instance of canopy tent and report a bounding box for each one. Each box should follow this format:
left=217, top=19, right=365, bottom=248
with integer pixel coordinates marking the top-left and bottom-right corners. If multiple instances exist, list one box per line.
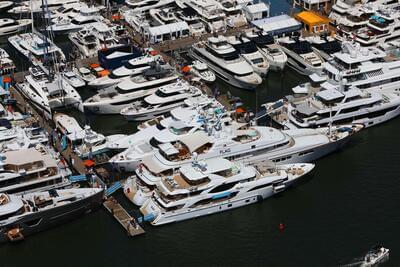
left=179, top=132, right=212, bottom=153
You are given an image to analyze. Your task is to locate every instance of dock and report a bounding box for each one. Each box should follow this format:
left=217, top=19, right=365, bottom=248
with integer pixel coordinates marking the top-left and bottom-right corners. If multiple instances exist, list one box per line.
left=103, top=197, right=145, bottom=237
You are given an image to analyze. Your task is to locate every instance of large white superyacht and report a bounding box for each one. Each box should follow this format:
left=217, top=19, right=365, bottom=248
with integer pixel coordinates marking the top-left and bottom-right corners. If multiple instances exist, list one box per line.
left=123, top=122, right=361, bottom=206
left=190, top=36, right=262, bottom=90
left=139, top=159, right=314, bottom=225
left=120, top=81, right=203, bottom=121
left=83, top=63, right=178, bottom=114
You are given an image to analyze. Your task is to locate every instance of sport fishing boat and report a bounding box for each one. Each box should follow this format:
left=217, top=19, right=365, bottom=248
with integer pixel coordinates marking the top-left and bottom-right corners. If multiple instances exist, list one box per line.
left=189, top=60, right=216, bottom=83
left=0, top=18, right=32, bottom=36
left=120, top=121, right=362, bottom=207
left=0, top=146, right=72, bottom=195
left=139, top=159, right=314, bottom=225
left=120, top=81, right=203, bottom=121
left=83, top=63, right=178, bottom=114
left=0, top=187, right=103, bottom=242
left=74, top=125, right=127, bottom=159
left=190, top=36, right=262, bottom=90
left=245, top=30, right=287, bottom=71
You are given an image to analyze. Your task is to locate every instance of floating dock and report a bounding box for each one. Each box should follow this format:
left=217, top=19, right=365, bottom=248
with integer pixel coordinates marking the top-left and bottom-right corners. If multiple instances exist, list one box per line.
left=103, top=197, right=145, bottom=237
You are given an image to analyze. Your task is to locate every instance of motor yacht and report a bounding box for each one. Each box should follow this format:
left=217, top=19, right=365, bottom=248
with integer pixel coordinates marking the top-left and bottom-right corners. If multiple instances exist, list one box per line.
left=92, top=22, right=122, bottom=51
left=245, top=30, right=287, bottom=71
left=227, top=35, right=270, bottom=76
left=217, top=0, right=247, bottom=28
left=45, top=2, right=89, bottom=20
left=8, top=0, right=79, bottom=15
left=361, top=245, right=389, bottom=266
left=68, top=26, right=99, bottom=58
left=189, top=60, right=216, bottom=83
left=114, top=107, right=362, bottom=174
left=305, top=35, right=342, bottom=61
left=62, top=70, right=85, bottom=89
left=83, top=64, right=178, bottom=114
left=0, top=18, right=31, bottom=36
left=123, top=122, right=361, bottom=206
left=125, top=0, right=175, bottom=12
left=138, top=159, right=314, bottom=225
left=149, top=7, right=180, bottom=25
left=0, top=187, right=103, bottom=242
left=277, top=35, right=324, bottom=76
left=46, top=7, right=104, bottom=34
left=0, top=146, right=72, bottom=195
left=88, top=53, right=163, bottom=89
left=8, top=32, right=65, bottom=64
left=108, top=95, right=223, bottom=154
left=0, top=128, right=48, bottom=152
left=0, top=48, right=15, bottom=75
left=17, top=64, right=83, bottom=115
left=265, top=87, right=400, bottom=129
left=0, top=1, right=13, bottom=12
left=176, top=7, right=206, bottom=36
left=120, top=81, right=203, bottom=121
left=190, top=36, right=262, bottom=90
left=75, top=67, right=96, bottom=84
left=182, top=0, right=226, bottom=32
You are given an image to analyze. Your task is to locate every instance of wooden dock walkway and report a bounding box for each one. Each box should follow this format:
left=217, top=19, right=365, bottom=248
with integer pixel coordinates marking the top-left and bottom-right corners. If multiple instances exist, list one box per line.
left=103, top=197, right=145, bottom=237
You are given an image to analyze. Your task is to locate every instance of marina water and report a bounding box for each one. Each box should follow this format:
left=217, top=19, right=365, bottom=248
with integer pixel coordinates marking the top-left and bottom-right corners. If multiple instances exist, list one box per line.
left=1, top=1, right=399, bottom=266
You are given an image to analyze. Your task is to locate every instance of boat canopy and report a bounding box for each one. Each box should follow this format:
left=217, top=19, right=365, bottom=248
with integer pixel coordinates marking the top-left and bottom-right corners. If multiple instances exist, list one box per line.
left=179, top=132, right=211, bottom=153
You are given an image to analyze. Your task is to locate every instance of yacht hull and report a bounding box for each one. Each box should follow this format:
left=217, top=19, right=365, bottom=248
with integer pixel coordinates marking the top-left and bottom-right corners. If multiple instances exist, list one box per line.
left=0, top=189, right=103, bottom=243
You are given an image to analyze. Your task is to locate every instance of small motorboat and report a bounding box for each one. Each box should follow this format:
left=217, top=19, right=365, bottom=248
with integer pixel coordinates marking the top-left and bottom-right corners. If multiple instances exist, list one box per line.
left=361, top=245, right=389, bottom=266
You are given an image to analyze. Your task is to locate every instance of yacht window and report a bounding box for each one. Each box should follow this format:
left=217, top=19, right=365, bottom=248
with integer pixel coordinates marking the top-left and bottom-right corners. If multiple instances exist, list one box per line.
left=155, top=90, right=181, bottom=98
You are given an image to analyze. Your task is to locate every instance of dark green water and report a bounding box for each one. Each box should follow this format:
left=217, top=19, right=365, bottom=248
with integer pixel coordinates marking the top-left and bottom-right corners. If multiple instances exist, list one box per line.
left=1, top=1, right=399, bottom=266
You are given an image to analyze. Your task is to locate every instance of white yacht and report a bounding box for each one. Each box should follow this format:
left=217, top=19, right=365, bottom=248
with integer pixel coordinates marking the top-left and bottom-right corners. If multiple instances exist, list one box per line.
left=245, top=30, right=287, bottom=71
left=189, top=60, right=216, bottom=83
left=68, top=26, right=99, bottom=58
left=108, top=95, right=223, bottom=153
left=114, top=114, right=362, bottom=176
left=353, top=7, right=400, bottom=47
left=83, top=64, right=178, bottom=114
left=8, top=32, right=66, bottom=64
left=0, top=188, right=103, bottom=243
left=87, top=54, right=162, bottom=89
left=120, top=81, right=203, bottom=121
left=1, top=128, right=48, bottom=152
left=53, top=113, right=84, bottom=142
left=62, top=70, right=85, bottom=89
left=92, top=22, right=122, bottom=51
left=267, top=87, right=400, bottom=129
left=190, top=36, right=262, bottom=90
left=123, top=121, right=360, bottom=206
left=0, top=48, right=15, bottom=75
left=45, top=2, right=89, bottom=20
left=217, top=0, right=247, bottom=28
left=76, top=67, right=96, bottom=84
left=0, top=1, right=13, bottom=12
left=361, top=246, right=389, bottom=266
left=0, top=127, right=43, bottom=143
left=277, top=35, right=324, bottom=76
left=46, top=7, right=104, bottom=34
left=139, top=159, right=314, bottom=225
left=17, top=64, right=83, bottom=115
left=149, top=7, right=179, bottom=25
left=182, top=0, right=226, bottom=32
left=176, top=7, right=206, bottom=36
left=0, top=146, right=72, bottom=195
left=74, top=125, right=127, bottom=159
left=305, top=35, right=342, bottom=61
left=227, top=35, right=270, bottom=76
left=125, top=0, right=175, bottom=12
left=8, top=0, right=79, bottom=15
left=0, top=18, right=31, bottom=36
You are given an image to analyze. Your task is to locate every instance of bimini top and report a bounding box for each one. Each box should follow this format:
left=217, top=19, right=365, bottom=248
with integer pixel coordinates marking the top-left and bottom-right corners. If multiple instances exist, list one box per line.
left=180, top=158, right=233, bottom=181
left=179, top=131, right=212, bottom=153
left=142, top=155, right=171, bottom=174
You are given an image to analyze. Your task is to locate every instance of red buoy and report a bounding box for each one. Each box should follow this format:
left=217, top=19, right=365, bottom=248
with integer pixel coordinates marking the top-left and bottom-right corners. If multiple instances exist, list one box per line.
left=127, top=188, right=131, bottom=194
left=278, top=223, right=285, bottom=231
